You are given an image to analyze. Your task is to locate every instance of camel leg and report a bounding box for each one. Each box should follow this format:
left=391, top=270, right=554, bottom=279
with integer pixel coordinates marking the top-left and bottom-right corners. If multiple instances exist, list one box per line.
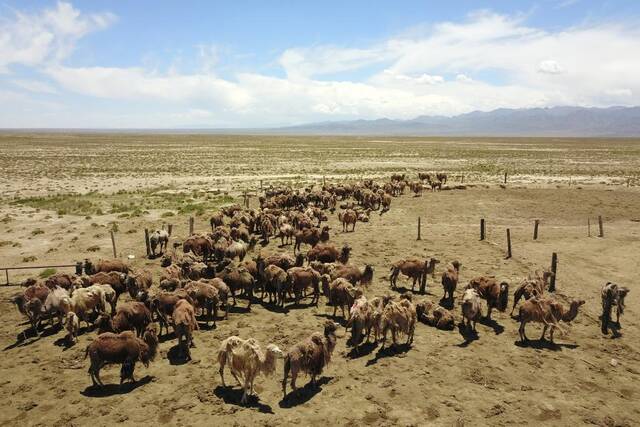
left=549, top=326, right=555, bottom=343
left=219, top=363, right=226, bottom=387
left=540, top=325, right=548, bottom=341
left=519, top=321, right=528, bottom=342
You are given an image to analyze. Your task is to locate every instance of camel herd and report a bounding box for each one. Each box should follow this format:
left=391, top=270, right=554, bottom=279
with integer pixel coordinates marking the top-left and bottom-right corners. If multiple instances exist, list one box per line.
left=7, top=172, right=631, bottom=407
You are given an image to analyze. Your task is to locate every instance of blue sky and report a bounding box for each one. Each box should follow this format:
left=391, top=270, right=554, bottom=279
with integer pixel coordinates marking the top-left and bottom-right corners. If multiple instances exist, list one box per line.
left=1, top=1, right=639, bottom=127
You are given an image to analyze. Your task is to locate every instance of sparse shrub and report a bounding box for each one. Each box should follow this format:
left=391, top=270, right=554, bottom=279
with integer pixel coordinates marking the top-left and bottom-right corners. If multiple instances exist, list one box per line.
left=39, top=268, right=57, bottom=278
left=87, top=245, right=101, bottom=252
left=31, top=228, right=44, bottom=236
left=22, top=255, right=37, bottom=262
left=161, top=211, right=175, bottom=217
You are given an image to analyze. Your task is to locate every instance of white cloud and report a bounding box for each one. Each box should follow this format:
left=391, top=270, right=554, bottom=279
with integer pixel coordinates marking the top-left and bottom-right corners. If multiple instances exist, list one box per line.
left=538, top=60, right=564, bottom=74
left=46, top=66, right=253, bottom=110
left=0, top=1, right=115, bottom=72
left=10, top=79, right=59, bottom=94
left=2, top=4, right=640, bottom=127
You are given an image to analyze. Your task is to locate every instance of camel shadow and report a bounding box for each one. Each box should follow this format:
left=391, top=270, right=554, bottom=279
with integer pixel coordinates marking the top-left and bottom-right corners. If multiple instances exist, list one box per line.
left=259, top=302, right=288, bottom=314
left=81, top=376, right=152, bottom=397
left=347, top=341, right=378, bottom=359
left=167, top=344, right=192, bottom=365
left=514, top=339, right=579, bottom=351
left=439, top=297, right=455, bottom=310
left=286, top=301, right=319, bottom=311
left=478, top=317, right=505, bottom=335
left=314, top=313, right=349, bottom=328
left=213, top=386, right=274, bottom=413
left=279, top=376, right=331, bottom=408
left=158, top=331, right=176, bottom=343
left=456, top=322, right=479, bottom=347
left=4, top=323, right=62, bottom=350
left=366, top=343, right=411, bottom=366
left=390, top=285, right=435, bottom=297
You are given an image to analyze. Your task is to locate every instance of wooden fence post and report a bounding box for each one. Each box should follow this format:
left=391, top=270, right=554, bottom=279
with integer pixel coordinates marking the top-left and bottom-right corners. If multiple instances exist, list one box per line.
left=323, top=175, right=326, bottom=186
left=189, top=217, right=194, bottom=235
left=144, top=229, right=150, bottom=257
left=168, top=224, right=173, bottom=236
left=417, top=217, right=421, bottom=241
left=533, top=220, right=540, bottom=240
left=504, top=171, right=508, bottom=184
left=110, top=231, right=117, bottom=258
left=549, top=252, right=558, bottom=292
left=588, top=218, right=591, bottom=237
left=480, top=218, right=486, bottom=241
left=506, top=228, right=512, bottom=259
left=598, top=215, right=604, bottom=237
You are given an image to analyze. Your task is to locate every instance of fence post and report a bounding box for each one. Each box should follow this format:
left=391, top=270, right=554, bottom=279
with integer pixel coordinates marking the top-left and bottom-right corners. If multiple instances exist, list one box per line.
left=533, top=220, right=539, bottom=240
left=506, top=228, right=512, bottom=259
left=260, top=180, right=263, bottom=190
left=110, top=231, right=117, bottom=258
left=480, top=218, right=486, bottom=241
left=461, top=175, right=464, bottom=184
left=5, top=269, right=8, bottom=286
left=549, top=252, right=558, bottom=292
left=587, top=218, right=591, bottom=237
left=417, top=217, right=421, bottom=241
left=598, top=215, right=604, bottom=237
left=168, top=224, right=173, bottom=236
left=504, top=171, right=508, bottom=184
left=144, top=229, right=151, bottom=257
left=189, top=217, right=194, bottom=235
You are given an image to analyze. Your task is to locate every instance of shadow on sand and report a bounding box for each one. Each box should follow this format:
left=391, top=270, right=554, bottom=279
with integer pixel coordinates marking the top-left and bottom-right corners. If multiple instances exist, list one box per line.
left=213, top=386, right=274, bottom=413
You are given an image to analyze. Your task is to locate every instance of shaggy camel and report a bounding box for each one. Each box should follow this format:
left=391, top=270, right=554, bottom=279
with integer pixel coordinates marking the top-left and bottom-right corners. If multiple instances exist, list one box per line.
left=307, top=243, right=351, bottom=264
left=217, top=336, right=284, bottom=405
left=332, top=264, right=374, bottom=287
left=348, top=295, right=392, bottom=351
left=282, top=321, right=339, bottom=397
left=510, top=269, right=554, bottom=316
left=172, top=299, right=199, bottom=360
left=467, top=276, right=509, bottom=320
left=338, top=209, right=357, bottom=232
left=461, top=288, right=481, bottom=333
left=389, top=257, right=439, bottom=294
left=183, top=280, right=220, bottom=327
left=85, top=326, right=158, bottom=386
left=380, top=293, right=417, bottom=348
left=518, top=297, right=585, bottom=343
left=287, top=267, right=321, bottom=306
left=441, top=261, right=461, bottom=304
left=262, top=264, right=288, bottom=307
left=601, top=282, right=630, bottom=334
left=323, top=278, right=357, bottom=320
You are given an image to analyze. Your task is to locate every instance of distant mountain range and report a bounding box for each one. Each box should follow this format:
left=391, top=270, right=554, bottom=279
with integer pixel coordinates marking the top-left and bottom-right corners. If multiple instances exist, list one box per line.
left=270, top=106, right=640, bottom=137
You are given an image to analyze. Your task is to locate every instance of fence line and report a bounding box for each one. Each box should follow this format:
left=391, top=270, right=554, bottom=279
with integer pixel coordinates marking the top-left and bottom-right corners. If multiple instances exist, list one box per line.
left=1, top=263, right=79, bottom=286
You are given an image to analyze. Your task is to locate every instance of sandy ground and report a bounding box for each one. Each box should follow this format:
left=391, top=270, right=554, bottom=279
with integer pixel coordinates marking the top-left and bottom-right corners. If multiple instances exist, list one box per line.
left=1, top=183, right=639, bottom=427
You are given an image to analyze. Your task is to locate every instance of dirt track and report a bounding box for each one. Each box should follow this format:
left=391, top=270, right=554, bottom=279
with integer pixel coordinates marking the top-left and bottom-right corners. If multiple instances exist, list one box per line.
left=1, top=184, right=639, bottom=426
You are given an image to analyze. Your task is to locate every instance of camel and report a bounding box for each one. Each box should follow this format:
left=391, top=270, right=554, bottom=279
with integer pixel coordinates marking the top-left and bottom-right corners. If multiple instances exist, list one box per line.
left=217, top=336, right=283, bottom=405
left=518, top=297, right=585, bottom=343
left=389, top=257, right=439, bottom=294
left=601, top=282, right=630, bottom=334
left=441, top=261, right=461, bottom=304
left=510, top=269, right=554, bottom=316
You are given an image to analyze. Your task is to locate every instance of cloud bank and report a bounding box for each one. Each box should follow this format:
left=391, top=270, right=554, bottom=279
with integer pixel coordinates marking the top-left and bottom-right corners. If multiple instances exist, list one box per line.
left=1, top=3, right=639, bottom=127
